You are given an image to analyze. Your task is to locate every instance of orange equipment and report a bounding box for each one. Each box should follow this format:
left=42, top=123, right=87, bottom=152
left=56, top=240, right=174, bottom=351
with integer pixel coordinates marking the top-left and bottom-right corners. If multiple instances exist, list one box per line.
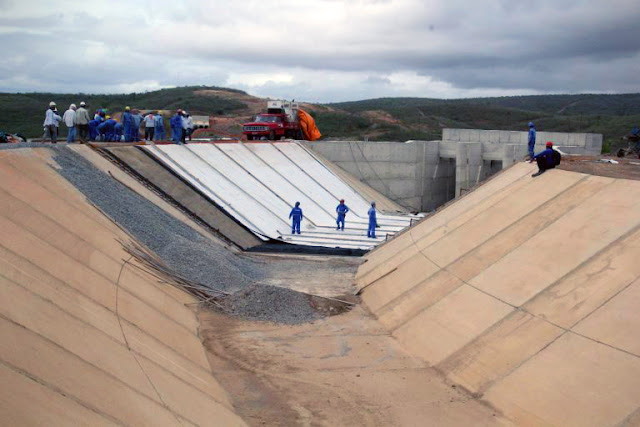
left=298, top=109, right=322, bottom=141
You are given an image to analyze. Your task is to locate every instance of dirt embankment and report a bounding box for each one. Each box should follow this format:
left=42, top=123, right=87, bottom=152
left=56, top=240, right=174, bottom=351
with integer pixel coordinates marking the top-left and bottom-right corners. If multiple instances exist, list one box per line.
left=558, top=155, right=640, bottom=180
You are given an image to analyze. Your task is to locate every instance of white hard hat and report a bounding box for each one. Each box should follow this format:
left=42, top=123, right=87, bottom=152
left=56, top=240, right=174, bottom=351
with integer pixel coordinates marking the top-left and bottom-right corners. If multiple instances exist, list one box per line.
left=49, top=101, right=56, bottom=107
left=182, top=110, right=187, bottom=115
left=70, top=104, right=76, bottom=109
left=80, top=101, right=86, bottom=106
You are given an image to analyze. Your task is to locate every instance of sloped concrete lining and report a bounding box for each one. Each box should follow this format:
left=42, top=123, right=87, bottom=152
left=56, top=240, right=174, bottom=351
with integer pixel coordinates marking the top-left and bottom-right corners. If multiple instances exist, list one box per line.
left=104, top=145, right=263, bottom=250
left=0, top=148, right=246, bottom=426
left=357, top=162, right=640, bottom=426
left=140, top=142, right=420, bottom=250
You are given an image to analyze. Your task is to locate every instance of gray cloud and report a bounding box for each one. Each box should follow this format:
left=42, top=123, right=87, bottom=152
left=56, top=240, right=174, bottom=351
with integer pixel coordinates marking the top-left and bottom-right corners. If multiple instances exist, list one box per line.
left=0, top=0, right=638, bottom=101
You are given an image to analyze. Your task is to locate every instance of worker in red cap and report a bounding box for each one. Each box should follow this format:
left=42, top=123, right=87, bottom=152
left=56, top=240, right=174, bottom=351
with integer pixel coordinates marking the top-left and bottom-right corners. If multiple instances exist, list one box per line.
left=530, top=141, right=561, bottom=177
left=336, top=199, right=349, bottom=230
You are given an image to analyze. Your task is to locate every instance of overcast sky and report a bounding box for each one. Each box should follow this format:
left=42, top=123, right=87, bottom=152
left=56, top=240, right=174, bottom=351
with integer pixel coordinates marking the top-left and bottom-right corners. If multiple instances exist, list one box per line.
left=1, top=0, right=639, bottom=102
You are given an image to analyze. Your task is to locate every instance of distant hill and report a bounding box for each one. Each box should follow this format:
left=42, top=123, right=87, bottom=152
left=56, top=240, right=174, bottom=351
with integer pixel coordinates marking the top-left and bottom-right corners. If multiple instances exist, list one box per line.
left=0, top=86, right=249, bottom=139
left=326, top=94, right=640, bottom=151
left=2, top=86, right=638, bottom=152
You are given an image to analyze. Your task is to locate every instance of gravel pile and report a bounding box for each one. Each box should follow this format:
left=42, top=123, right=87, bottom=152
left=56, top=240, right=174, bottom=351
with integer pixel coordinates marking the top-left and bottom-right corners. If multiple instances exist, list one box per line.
left=46, top=146, right=342, bottom=324
left=215, top=284, right=322, bottom=325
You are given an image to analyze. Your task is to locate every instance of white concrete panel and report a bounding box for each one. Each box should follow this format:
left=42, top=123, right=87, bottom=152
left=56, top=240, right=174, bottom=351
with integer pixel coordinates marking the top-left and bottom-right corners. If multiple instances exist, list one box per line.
left=278, top=143, right=415, bottom=226
left=143, top=145, right=273, bottom=239
left=143, top=143, right=414, bottom=250
left=218, top=143, right=336, bottom=227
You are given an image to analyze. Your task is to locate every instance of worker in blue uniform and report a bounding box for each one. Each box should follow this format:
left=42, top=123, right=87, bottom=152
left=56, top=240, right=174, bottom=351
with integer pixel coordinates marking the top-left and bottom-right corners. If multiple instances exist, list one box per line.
left=88, top=119, right=100, bottom=141
left=97, top=121, right=108, bottom=141
left=289, top=201, right=303, bottom=234
left=170, top=110, right=183, bottom=144
left=336, top=199, right=349, bottom=231
left=104, top=116, right=117, bottom=141
left=155, top=112, right=166, bottom=140
left=367, top=202, right=377, bottom=238
left=530, top=141, right=560, bottom=177
left=114, top=122, right=124, bottom=142
left=528, top=121, right=536, bottom=160
left=132, top=110, right=142, bottom=142
left=122, top=107, right=134, bottom=142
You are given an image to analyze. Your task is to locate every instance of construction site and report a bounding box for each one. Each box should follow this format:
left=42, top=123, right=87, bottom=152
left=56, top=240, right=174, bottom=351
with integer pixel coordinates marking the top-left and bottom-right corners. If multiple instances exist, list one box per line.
left=1, top=111, right=640, bottom=427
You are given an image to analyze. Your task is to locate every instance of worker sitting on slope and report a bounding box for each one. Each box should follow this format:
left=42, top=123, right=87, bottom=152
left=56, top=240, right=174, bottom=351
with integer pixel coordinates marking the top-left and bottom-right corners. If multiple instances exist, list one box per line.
left=289, top=202, right=303, bottom=234
left=530, top=141, right=561, bottom=177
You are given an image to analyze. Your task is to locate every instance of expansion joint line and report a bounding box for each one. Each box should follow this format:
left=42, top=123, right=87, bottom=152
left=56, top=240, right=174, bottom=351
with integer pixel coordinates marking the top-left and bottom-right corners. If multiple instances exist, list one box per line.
left=405, top=231, right=640, bottom=360
left=115, top=256, right=184, bottom=426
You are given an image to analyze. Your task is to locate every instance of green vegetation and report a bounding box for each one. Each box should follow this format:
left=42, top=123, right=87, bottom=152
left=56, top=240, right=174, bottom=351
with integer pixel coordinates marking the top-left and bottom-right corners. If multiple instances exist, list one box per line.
left=0, top=86, right=247, bottom=138
left=326, top=94, right=640, bottom=150
left=2, top=85, right=639, bottom=153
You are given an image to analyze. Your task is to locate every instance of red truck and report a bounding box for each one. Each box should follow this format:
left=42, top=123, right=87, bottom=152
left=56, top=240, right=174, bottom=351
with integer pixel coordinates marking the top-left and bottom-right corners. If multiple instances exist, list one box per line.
left=243, top=100, right=303, bottom=140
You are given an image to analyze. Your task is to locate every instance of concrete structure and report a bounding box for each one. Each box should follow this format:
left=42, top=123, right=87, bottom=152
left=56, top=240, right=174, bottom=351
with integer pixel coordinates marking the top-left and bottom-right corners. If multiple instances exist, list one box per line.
left=105, top=146, right=264, bottom=250
left=357, top=162, right=640, bottom=426
left=0, top=148, right=245, bottom=425
left=306, top=128, right=603, bottom=211
left=142, top=142, right=420, bottom=250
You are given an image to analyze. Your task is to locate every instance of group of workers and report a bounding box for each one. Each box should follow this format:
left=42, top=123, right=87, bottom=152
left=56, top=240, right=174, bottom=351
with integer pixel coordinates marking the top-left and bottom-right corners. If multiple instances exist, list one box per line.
left=288, top=199, right=378, bottom=238
left=43, top=101, right=195, bottom=144
left=527, top=121, right=561, bottom=177
left=169, top=109, right=195, bottom=144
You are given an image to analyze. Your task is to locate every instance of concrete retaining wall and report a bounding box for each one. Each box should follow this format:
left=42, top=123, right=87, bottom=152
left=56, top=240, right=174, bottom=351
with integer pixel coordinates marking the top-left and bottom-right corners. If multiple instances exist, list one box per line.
left=443, top=128, right=603, bottom=156
left=306, top=129, right=602, bottom=212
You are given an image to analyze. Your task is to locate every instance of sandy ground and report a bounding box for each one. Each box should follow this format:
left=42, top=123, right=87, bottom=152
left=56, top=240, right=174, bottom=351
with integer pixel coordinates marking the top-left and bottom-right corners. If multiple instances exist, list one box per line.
left=200, top=306, right=511, bottom=426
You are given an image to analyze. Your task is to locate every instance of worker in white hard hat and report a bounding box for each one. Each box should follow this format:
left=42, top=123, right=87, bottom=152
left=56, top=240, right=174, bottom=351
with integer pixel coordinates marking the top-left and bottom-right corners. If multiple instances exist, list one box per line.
left=43, top=101, right=61, bottom=143
left=181, top=110, right=189, bottom=144
left=63, top=104, right=77, bottom=143
left=75, top=101, right=90, bottom=143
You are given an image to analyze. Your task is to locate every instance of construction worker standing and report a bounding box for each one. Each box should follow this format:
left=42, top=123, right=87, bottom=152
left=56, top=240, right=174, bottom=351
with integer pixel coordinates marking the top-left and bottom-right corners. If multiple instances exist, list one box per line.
left=170, top=110, right=183, bottom=144
left=154, top=112, right=166, bottom=140
left=43, top=102, right=60, bottom=143
left=122, top=107, right=134, bottom=142
left=367, top=202, right=377, bottom=238
left=132, top=110, right=142, bottom=142
left=62, top=104, right=77, bottom=143
left=336, top=199, right=349, bottom=231
left=75, top=101, right=90, bottom=143
left=181, top=111, right=189, bottom=144
left=144, top=113, right=155, bottom=141
left=289, top=202, right=303, bottom=234
left=528, top=121, right=536, bottom=160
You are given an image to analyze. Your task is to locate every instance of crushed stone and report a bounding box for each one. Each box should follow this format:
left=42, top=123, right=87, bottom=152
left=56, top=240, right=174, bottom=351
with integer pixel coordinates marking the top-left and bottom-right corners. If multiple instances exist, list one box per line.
left=214, top=284, right=322, bottom=325
left=46, top=145, right=355, bottom=324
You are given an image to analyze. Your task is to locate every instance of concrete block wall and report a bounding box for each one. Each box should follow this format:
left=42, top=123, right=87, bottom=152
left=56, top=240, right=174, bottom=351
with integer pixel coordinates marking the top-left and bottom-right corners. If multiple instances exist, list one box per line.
left=306, top=129, right=603, bottom=212
left=305, top=141, right=426, bottom=210
left=443, top=128, right=602, bottom=156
